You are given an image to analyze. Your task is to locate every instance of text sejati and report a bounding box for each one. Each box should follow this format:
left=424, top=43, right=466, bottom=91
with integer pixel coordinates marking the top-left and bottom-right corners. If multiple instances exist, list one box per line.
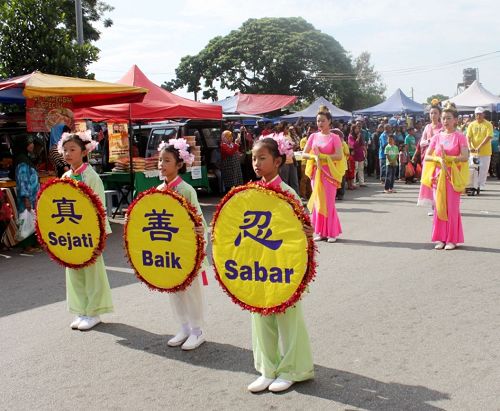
left=48, top=232, right=94, bottom=250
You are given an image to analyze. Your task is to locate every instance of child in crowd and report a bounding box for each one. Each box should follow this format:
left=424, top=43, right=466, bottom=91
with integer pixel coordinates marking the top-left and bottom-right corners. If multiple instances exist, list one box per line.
left=247, top=136, right=314, bottom=393
left=384, top=134, right=398, bottom=193
left=156, top=139, right=207, bottom=350
left=399, top=144, right=409, bottom=182
left=60, top=132, right=114, bottom=330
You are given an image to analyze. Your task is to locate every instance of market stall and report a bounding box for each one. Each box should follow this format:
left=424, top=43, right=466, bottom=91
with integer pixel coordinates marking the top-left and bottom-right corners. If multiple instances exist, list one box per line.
left=0, top=71, right=147, bottom=246
left=74, top=65, right=223, bottom=197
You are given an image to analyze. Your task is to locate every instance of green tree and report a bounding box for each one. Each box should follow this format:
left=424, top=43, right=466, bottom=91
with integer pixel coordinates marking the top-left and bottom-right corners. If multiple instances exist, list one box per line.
left=0, top=0, right=113, bottom=79
left=426, top=94, right=449, bottom=104
left=352, top=51, right=386, bottom=109
left=165, top=17, right=382, bottom=110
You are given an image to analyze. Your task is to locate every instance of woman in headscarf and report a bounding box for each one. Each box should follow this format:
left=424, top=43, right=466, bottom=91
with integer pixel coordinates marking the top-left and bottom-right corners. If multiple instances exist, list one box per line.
left=220, top=130, right=243, bottom=192
left=13, top=135, right=40, bottom=251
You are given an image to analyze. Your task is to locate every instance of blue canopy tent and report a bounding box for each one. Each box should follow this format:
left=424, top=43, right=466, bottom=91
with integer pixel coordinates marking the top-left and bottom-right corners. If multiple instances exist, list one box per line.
left=354, top=89, right=424, bottom=115
left=281, top=96, right=352, bottom=122
left=0, top=87, right=25, bottom=104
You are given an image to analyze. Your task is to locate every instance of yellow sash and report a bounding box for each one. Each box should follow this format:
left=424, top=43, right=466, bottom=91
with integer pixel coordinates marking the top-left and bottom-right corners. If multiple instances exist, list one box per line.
left=421, top=156, right=469, bottom=221
left=305, top=154, right=347, bottom=216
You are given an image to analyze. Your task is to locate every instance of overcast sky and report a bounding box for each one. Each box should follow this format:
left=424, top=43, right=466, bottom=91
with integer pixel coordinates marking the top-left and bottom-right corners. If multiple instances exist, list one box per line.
left=88, top=0, right=500, bottom=105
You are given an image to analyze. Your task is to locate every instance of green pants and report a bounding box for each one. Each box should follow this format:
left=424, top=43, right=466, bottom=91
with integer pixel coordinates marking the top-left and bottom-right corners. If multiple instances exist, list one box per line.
left=66, top=255, right=114, bottom=317
left=251, top=302, right=314, bottom=381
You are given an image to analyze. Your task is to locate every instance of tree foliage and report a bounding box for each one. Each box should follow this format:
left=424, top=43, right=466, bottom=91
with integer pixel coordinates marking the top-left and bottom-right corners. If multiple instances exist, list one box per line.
left=352, top=51, right=386, bottom=108
left=426, top=94, right=449, bottom=104
left=164, top=17, right=385, bottom=111
left=0, top=0, right=113, bottom=79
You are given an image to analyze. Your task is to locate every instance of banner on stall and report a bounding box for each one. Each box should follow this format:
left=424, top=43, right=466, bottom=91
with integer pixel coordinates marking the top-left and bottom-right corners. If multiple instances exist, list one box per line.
left=124, top=188, right=205, bottom=292
left=26, top=97, right=73, bottom=132
left=107, top=122, right=130, bottom=163
left=36, top=179, right=106, bottom=268
left=211, top=183, right=316, bottom=315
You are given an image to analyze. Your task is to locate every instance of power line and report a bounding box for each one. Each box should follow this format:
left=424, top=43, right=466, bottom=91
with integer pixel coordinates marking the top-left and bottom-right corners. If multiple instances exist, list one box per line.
left=312, top=50, right=500, bottom=80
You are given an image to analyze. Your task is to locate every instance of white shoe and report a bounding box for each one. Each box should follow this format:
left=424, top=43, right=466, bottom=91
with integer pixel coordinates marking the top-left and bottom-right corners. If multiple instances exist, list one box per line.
left=181, top=333, right=206, bottom=350
left=327, top=237, right=337, bottom=243
left=268, top=378, right=294, bottom=392
left=247, top=376, right=274, bottom=392
left=427, top=211, right=434, bottom=216
left=434, top=242, right=445, bottom=250
left=444, top=243, right=456, bottom=250
left=167, top=330, right=189, bottom=347
left=77, top=316, right=101, bottom=330
left=70, top=316, right=84, bottom=329
left=313, top=236, right=325, bottom=242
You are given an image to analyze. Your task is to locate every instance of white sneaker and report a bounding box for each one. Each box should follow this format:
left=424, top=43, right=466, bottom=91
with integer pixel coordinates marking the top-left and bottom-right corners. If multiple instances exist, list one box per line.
left=181, top=333, right=206, bottom=350
left=427, top=211, right=434, bottom=216
left=313, top=236, right=325, bottom=242
left=434, top=242, right=445, bottom=250
left=247, top=376, right=275, bottom=392
left=444, top=243, right=456, bottom=250
left=268, top=378, right=294, bottom=392
left=327, top=237, right=337, bottom=243
left=77, top=316, right=101, bottom=330
left=70, top=316, right=84, bottom=329
left=167, top=330, right=189, bottom=347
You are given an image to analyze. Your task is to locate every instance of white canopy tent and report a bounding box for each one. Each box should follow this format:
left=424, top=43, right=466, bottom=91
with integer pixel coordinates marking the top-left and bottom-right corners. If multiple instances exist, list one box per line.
left=444, top=80, right=500, bottom=112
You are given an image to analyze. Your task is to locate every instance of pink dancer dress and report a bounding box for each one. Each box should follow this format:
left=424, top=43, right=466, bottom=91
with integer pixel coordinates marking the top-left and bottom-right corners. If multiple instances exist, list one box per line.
left=305, top=132, right=343, bottom=238
left=427, top=131, right=468, bottom=244
left=419, top=123, right=443, bottom=158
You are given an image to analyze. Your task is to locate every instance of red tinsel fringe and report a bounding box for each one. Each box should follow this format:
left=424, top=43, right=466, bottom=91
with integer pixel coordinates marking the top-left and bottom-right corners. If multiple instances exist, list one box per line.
left=123, top=186, right=206, bottom=293
left=35, top=177, right=107, bottom=269
left=210, top=181, right=317, bottom=315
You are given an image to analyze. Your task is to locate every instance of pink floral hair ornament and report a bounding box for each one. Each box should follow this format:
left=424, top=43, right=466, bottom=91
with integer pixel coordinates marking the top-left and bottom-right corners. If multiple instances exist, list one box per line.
left=158, top=138, right=195, bottom=166
left=259, top=133, right=294, bottom=158
left=57, top=130, right=98, bottom=154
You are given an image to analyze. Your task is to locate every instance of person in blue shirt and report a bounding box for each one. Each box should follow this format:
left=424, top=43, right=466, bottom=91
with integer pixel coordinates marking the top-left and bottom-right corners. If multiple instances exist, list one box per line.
left=378, top=124, right=391, bottom=182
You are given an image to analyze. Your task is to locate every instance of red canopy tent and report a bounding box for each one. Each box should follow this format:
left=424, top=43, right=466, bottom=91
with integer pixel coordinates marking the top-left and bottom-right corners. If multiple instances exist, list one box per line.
left=212, top=93, right=297, bottom=115
left=74, top=65, right=222, bottom=121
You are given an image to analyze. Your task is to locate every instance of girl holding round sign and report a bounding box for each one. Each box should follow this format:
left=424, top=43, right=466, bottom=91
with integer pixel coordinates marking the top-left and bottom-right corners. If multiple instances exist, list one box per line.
left=212, top=136, right=316, bottom=393
left=51, top=132, right=113, bottom=330
left=124, top=139, right=207, bottom=351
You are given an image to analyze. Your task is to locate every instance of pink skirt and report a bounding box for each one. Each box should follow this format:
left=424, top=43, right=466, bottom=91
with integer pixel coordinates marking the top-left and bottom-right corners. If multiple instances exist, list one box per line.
left=431, top=179, right=464, bottom=244
left=311, top=168, right=342, bottom=238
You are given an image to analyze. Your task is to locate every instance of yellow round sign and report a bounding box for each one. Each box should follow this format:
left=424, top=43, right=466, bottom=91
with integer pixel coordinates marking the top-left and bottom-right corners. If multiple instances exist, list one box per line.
left=36, top=178, right=105, bottom=268
left=212, top=183, right=315, bottom=314
left=125, top=188, right=205, bottom=292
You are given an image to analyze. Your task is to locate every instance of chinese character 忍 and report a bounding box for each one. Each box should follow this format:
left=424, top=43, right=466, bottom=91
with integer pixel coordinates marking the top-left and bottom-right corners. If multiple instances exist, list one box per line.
left=234, top=210, right=282, bottom=250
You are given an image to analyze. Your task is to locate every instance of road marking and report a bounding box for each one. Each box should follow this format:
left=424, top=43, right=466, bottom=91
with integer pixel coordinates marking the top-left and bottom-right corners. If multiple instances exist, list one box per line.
left=0, top=254, right=11, bottom=259
left=20, top=253, right=34, bottom=257
left=106, top=266, right=134, bottom=274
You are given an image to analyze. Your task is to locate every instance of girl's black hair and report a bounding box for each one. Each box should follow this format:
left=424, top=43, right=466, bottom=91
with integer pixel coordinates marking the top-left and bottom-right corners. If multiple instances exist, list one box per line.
left=253, top=138, right=285, bottom=168
left=159, top=144, right=190, bottom=174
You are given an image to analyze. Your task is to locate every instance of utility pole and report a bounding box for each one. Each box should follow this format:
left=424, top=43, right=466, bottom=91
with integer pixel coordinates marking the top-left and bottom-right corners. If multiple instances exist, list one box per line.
left=75, top=0, right=84, bottom=45
left=410, top=87, right=414, bottom=100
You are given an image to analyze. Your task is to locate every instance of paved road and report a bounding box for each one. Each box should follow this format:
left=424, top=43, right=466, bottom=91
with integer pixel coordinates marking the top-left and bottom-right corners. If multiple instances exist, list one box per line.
left=1, top=177, right=500, bottom=410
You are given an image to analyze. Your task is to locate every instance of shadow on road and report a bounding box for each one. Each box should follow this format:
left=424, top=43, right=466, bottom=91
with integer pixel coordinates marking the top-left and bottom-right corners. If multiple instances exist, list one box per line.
left=337, top=208, right=389, bottom=214
left=96, top=322, right=449, bottom=410
left=340, top=238, right=500, bottom=253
